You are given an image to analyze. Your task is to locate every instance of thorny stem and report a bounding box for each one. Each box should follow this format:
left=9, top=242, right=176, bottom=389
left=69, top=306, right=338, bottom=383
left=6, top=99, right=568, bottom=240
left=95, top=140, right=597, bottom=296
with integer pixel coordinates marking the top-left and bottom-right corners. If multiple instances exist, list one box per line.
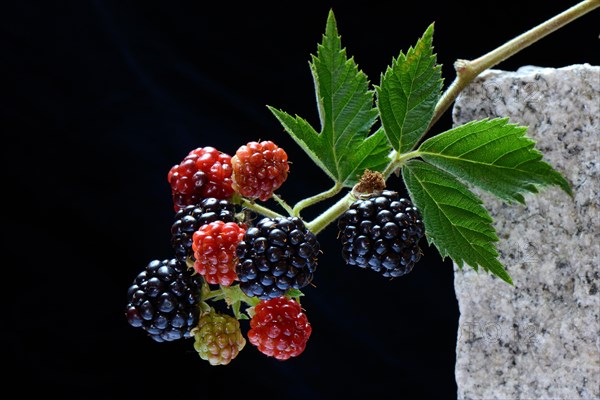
left=292, top=183, right=343, bottom=217
left=236, top=0, right=599, bottom=233
left=426, top=0, right=600, bottom=132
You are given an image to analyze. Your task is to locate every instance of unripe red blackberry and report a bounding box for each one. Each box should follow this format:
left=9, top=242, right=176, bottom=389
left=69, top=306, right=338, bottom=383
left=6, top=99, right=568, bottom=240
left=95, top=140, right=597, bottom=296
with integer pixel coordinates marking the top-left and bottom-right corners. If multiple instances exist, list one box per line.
left=171, top=198, right=239, bottom=263
left=192, top=221, right=246, bottom=286
left=125, top=259, right=203, bottom=342
left=231, top=140, right=289, bottom=201
left=236, top=216, right=319, bottom=300
left=193, top=310, right=246, bottom=366
left=168, top=147, right=234, bottom=211
left=248, top=296, right=311, bottom=360
left=337, top=190, right=425, bottom=277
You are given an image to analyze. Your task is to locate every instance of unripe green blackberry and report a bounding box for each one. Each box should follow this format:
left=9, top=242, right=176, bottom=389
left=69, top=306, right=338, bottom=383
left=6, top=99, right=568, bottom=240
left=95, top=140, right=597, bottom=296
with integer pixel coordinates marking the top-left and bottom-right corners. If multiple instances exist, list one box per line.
left=171, top=198, right=239, bottom=263
left=236, top=216, right=319, bottom=300
left=337, top=190, right=425, bottom=277
left=125, top=259, right=203, bottom=342
left=193, top=310, right=246, bottom=366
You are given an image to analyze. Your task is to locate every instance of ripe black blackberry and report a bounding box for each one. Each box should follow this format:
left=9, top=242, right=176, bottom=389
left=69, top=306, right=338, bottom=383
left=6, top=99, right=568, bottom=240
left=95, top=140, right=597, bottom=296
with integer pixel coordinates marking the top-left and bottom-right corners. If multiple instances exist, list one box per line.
left=337, top=190, right=425, bottom=277
left=171, top=198, right=239, bottom=263
left=236, top=216, right=319, bottom=300
left=125, top=258, right=203, bottom=342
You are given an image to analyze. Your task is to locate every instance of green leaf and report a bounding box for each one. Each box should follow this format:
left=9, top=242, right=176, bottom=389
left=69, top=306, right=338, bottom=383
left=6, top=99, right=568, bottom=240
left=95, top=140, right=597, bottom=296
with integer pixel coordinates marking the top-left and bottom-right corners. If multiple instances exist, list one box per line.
left=376, top=24, right=442, bottom=153
left=402, top=160, right=512, bottom=284
left=267, top=109, right=333, bottom=180
left=268, top=10, right=392, bottom=186
left=285, top=288, right=305, bottom=298
left=418, top=118, right=572, bottom=203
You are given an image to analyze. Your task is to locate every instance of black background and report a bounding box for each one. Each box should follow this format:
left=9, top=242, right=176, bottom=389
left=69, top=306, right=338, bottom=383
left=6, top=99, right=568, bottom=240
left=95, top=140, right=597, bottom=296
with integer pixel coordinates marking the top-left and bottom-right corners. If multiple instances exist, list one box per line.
left=4, top=1, right=598, bottom=399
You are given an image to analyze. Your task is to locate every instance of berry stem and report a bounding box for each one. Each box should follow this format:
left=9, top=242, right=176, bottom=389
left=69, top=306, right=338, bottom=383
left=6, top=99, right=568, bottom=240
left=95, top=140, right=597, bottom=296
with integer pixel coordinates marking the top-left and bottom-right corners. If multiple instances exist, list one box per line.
left=306, top=191, right=356, bottom=234
left=203, top=286, right=226, bottom=302
left=292, top=183, right=343, bottom=217
left=305, top=151, right=423, bottom=234
left=237, top=197, right=283, bottom=219
left=272, top=193, right=294, bottom=216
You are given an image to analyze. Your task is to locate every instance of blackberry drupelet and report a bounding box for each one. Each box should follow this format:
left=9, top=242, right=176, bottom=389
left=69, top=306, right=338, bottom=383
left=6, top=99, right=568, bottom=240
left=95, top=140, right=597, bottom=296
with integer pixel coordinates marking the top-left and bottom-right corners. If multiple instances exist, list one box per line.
left=171, top=198, right=238, bottom=263
left=125, top=258, right=203, bottom=342
left=338, top=190, right=425, bottom=277
left=236, top=216, right=319, bottom=300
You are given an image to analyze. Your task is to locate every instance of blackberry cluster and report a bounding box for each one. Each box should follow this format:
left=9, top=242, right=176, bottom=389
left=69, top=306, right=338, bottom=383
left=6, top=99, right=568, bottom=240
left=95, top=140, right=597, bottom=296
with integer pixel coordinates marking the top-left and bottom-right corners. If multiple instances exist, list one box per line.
left=236, top=216, right=319, bottom=300
left=125, top=259, right=203, bottom=342
left=338, top=190, right=425, bottom=277
left=171, top=198, right=239, bottom=263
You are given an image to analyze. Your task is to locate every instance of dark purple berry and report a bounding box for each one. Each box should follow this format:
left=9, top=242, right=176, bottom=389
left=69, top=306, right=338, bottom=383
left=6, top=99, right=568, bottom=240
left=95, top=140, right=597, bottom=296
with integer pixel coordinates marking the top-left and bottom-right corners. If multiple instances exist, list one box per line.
left=125, top=258, right=202, bottom=342
left=338, top=190, right=425, bottom=278
left=236, top=217, right=319, bottom=300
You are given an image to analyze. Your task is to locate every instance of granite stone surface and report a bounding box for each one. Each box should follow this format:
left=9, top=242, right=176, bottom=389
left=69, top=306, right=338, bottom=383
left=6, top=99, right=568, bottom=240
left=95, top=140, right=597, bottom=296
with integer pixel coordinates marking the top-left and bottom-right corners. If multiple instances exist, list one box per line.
left=452, top=64, right=600, bottom=400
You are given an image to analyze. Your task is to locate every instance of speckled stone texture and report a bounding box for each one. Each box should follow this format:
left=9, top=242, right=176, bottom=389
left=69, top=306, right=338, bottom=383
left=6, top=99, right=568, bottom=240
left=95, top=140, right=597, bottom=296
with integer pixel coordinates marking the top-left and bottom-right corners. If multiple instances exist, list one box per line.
left=452, top=64, right=600, bottom=400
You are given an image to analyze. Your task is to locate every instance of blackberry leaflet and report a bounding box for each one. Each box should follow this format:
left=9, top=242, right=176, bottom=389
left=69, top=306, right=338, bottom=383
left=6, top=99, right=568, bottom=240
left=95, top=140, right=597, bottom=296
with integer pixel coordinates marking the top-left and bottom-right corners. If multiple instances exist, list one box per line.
left=125, top=258, right=203, bottom=342
left=171, top=198, right=239, bottom=263
left=236, top=216, right=319, bottom=300
left=338, top=190, right=425, bottom=277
